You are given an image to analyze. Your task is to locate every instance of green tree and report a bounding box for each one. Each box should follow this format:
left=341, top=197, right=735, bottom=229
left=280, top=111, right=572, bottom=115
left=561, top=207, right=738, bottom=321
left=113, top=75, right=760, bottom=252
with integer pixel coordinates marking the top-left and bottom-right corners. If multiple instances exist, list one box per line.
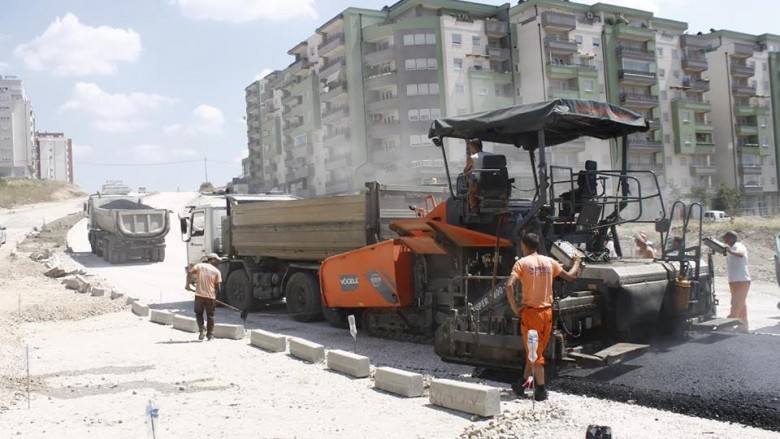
left=199, top=181, right=214, bottom=193
left=689, top=186, right=709, bottom=208
left=715, top=184, right=741, bottom=215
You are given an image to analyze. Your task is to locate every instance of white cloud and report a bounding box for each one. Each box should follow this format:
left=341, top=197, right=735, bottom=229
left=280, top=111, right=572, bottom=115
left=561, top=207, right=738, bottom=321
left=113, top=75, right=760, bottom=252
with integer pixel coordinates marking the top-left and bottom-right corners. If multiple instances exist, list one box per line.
left=61, top=82, right=177, bottom=132
left=132, top=144, right=199, bottom=164
left=14, top=13, right=141, bottom=76
left=72, top=143, right=95, bottom=158
left=171, top=0, right=317, bottom=23
left=254, top=68, right=273, bottom=81
left=165, top=104, right=224, bottom=136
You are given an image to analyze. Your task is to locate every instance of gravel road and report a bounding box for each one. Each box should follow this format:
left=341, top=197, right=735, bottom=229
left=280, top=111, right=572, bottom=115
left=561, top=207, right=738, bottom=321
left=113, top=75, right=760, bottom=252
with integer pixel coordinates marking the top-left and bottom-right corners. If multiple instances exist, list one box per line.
left=2, top=192, right=779, bottom=438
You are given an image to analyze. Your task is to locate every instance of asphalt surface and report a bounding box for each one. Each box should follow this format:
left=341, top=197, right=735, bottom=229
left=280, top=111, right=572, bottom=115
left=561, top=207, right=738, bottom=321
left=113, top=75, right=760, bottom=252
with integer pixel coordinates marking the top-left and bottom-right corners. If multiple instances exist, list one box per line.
left=554, top=332, right=780, bottom=431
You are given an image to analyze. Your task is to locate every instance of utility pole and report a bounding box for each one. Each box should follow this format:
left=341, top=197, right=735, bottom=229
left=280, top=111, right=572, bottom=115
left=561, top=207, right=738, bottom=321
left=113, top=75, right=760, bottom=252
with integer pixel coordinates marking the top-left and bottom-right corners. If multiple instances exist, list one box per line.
left=204, top=157, right=209, bottom=182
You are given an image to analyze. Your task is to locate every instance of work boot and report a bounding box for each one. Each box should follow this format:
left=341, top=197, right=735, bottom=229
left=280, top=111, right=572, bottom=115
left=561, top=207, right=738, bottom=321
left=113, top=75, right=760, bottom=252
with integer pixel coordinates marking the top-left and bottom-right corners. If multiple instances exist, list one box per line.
left=511, top=381, right=525, bottom=397
left=534, top=385, right=548, bottom=402
left=198, top=329, right=206, bottom=341
left=206, top=333, right=214, bottom=341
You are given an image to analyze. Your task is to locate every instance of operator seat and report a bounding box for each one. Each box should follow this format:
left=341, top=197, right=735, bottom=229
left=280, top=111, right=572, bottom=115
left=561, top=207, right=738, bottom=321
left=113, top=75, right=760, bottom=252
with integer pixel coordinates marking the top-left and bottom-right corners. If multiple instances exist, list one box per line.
left=472, top=154, right=510, bottom=213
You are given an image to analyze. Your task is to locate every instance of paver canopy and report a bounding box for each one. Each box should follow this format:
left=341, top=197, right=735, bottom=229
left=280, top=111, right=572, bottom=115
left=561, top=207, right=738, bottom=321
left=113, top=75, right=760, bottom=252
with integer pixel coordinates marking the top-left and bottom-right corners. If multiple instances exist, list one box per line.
left=428, top=98, right=649, bottom=150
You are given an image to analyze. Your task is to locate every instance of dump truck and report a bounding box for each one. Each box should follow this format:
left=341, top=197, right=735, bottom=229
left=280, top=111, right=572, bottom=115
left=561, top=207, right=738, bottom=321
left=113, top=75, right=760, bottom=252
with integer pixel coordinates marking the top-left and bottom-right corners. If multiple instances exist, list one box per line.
left=314, top=99, right=734, bottom=373
left=85, top=193, right=170, bottom=264
left=178, top=184, right=450, bottom=322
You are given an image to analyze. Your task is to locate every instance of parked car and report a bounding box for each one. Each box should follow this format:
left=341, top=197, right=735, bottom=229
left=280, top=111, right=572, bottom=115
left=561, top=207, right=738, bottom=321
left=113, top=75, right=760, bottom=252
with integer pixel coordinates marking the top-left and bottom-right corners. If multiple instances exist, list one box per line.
left=0, top=225, right=6, bottom=246
left=704, top=210, right=730, bottom=221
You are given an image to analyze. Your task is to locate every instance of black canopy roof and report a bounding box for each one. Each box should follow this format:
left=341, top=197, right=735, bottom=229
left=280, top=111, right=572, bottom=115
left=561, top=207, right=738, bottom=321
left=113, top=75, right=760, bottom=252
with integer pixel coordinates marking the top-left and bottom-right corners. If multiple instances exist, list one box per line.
left=428, top=99, right=649, bottom=151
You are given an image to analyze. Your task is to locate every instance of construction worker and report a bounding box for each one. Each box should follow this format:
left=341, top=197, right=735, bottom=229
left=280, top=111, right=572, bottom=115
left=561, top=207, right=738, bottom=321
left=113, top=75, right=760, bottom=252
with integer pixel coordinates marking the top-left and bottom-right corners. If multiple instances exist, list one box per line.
left=462, top=138, right=493, bottom=214
left=185, top=253, right=222, bottom=341
left=721, top=231, right=750, bottom=333
left=505, top=233, right=581, bottom=401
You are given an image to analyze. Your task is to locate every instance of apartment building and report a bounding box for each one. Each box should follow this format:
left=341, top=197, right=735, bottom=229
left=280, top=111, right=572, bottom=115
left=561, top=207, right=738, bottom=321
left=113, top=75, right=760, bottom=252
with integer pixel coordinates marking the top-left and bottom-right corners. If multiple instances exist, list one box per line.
left=35, top=132, right=73, bottom=183
left=706, top=32, right=780, bottom=214
left=244, top=0, right=780, bottom=211
left=0, top=76, right=36, bottom=178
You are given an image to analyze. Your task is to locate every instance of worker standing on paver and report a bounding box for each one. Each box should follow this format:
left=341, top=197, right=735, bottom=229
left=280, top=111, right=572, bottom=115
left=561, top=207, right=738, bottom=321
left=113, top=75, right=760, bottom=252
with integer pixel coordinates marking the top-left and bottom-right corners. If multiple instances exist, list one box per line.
left=721, top=231, right=751, bottom=333
left=185, top=253, right=222, bottom=341
left=505, top=233, right=581, bottom=401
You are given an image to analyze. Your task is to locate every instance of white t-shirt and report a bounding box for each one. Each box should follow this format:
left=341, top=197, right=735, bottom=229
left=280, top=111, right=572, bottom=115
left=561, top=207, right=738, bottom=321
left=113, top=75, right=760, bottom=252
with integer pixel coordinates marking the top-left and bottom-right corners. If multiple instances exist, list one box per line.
left=726, top=242, right=750, bottom=282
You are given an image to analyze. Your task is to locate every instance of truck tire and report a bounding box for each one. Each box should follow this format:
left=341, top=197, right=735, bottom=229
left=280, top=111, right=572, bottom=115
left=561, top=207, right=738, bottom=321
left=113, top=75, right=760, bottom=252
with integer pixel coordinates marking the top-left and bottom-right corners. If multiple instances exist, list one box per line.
left=157, top=247, right=166, bottom=262
left=225, top=270, right=256, bottom=311
left=102, top=241, right=110, bottom=262
left=109, top=247, right=120, bottom=264
left=285, top=272, right=324, bottom=322
left=117, top=250, right=128, bottom=264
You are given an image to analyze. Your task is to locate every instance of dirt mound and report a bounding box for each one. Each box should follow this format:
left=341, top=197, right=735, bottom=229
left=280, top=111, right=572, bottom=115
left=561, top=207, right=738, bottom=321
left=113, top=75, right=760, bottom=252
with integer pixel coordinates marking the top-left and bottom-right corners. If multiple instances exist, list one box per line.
left=99, top=199, right=153, bottom=210
left=0, top=178, right=86, bottom=208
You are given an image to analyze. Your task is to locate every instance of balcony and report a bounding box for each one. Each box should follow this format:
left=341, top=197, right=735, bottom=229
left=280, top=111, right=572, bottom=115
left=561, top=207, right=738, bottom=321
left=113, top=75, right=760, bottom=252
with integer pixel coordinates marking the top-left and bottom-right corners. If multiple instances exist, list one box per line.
left=364, top=70, right=398, bottom=89
left=370, top=121, right=401, bottom=139
left=737, top=142, right=760, bottom=155
left=616, top=45, right=655, bottom=62
left=690, top=165, right=718, bottom=176
left=680, top=34, right=710, bottom=49
left=683, top=78, right=710, bottom=92
left=319, top=34, right=344, bottom=57
left=743, top=185, right=764, bottom=194
left=671, top=97, right=711, bottom=112
left=627, top=137, right=663, bottom=152
left=321, top=81, right=347, bottom=101
left=261, top=90, right=273, bottom=101
left=647, top=118, right=661, bottom=130
left=541, top=11, right=576, bottom=30
left=546, top=62, right=597, bottom=79
left=681, top=55, right=708, bottom=71
left=734, top=104, right=758, bottom=117
left=694, top=120, right=714, bottom=132
left=282, top=93, right=302, bottom=108
left=628, top=162, right=664, bottom=173
left=731, top=62, right=755, bottom=77
left=740, top=163, right=763, bottom=175
left=291, top=142, right=313, bottom=159
left=544, top=37, right=577, bottom=54
left=488, top=47, right=511, bottom=60
left=618, top=69, right=657, bottom=85
left=287, top=58, right=312, bottom=77
left=363, top=47, right=395, bottom=66
left=323, top=128, right=351, bottom=144
left=320, top=58, right=345, bottom=78
left=735, top=123, right=758, bottom=136
left=613, top=23, right=654, bottom=42
left=548, top=87, right=580, bottom=100
left=485, top=20, right=508, bottom=37
left=321, top=105, right=348, bottom=124
left=620, top=93, right=658, bottom=108
left=732, top=42, right=756, bottom=58
left=367, top=96, right=398, bottom=112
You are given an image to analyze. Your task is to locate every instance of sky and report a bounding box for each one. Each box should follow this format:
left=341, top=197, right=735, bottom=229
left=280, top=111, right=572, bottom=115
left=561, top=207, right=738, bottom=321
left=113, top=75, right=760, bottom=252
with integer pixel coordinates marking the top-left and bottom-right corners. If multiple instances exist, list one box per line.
left=0, top=0, right=778, bottom=193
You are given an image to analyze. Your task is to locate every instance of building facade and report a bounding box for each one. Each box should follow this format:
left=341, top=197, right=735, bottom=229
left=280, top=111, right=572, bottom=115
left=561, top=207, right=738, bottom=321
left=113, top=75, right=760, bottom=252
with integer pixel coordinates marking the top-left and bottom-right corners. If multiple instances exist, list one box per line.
left=0, top=76, right=36, bottom=178
left=243, top=0, right=780, bottom=213
left=35, top=132, right=73, bottom=183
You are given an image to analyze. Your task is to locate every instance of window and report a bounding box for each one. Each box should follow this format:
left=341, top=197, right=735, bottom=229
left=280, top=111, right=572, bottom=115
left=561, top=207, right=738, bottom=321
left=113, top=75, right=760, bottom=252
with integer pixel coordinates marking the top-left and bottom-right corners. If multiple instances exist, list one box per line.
left=408, top=109, right=420, bottom=121
left=684, top=134, right=692, bottom=144
left=592, top=37, right=600, bottom=47
left=454, top=58, right=463, bottom=70
left=672, top=70, right=680, bottom=78
left=657, top=48, right=663, bottom=57
left=416, top=58, right=428, bottom=69
left=664, top=134, right=671, bottom=144
left=664, top=112, right=669, bottom=122
left=574, top=35, right=583, bottom=44
left=583, top=80, right=594, bottom=92
left=472, top=35, right=481, bottom=47
left=431, top=108, right=441, bottom=119
left=407, top=84, right=418, bottom=96
left=454, top=84, right=465, bottom=94
left=671, top=49, right=678, bottom=59
left=414, top=33, right=426, bottom=45
left=418, top=83, right=429, bottom=95
left=410, top=134, right=423, bottom=147
left=405, top=59, right=416, bottom=71
left=659, top=68, right=665, bottom=78
left=420, top=109, right=431, bottom=121
left=452, top=33, right=462, bottom=46
left=426, top=34, right=436, bottom=45
left=478, top=87, right=489, bottom=96
left=682, top=111, right=690, bottom=122
left=660, top=90, right=667, bottom=100
left=403, top=34, right=415, bottom=46
left=429, top=83, right=439, bottom=95
left=427, top=58, right=438, bottom=70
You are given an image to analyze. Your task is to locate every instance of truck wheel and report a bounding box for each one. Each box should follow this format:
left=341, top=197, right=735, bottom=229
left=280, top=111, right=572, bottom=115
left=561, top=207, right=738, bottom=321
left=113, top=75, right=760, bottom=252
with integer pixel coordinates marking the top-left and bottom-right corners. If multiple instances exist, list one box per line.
left=109, top=247, right=120, bottom=264
left=117, top=250, right=128, bottom=264
left=157, top=247, right=166, bottom=262
left=226, top=270, right=256, bottom=311
left=322, top=306, right=348, bottom=328
left=285, top=272, right=324, bottom=322
left=102, top=242, right=110, bottom=261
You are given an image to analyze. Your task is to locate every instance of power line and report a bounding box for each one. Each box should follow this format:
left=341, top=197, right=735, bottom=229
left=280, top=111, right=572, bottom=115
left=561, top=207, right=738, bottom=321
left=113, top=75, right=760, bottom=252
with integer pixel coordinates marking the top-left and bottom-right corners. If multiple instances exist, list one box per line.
left=77, top=158, right=238, bottom=167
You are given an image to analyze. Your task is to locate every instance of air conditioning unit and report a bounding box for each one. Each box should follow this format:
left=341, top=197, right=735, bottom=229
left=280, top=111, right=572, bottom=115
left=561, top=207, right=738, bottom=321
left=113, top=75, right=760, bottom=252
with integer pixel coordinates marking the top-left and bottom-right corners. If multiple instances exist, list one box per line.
left=586, top=11, right=595, bottom=20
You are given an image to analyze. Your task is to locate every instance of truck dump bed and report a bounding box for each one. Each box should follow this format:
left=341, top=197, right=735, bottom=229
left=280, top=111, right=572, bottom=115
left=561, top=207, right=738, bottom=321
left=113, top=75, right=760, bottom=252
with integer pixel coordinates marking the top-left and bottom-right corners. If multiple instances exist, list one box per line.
left=91, top=197, right=169, bottom=239
left=225, top=183, right=450, bottom=262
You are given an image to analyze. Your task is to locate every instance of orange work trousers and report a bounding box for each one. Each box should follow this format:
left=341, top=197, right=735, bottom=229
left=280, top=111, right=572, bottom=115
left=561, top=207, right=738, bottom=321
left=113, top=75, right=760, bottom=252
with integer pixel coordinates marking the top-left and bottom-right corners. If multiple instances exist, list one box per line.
left=520, top=306, right=553, bottom=366
left=728, top=281, right=750, bottom=332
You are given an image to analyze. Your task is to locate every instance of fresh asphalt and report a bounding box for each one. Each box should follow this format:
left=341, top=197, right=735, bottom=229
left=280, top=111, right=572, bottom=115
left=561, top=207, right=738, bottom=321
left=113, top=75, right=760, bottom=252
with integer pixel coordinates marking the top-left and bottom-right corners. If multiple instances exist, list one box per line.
left=554, top=331, right=780, bottom=431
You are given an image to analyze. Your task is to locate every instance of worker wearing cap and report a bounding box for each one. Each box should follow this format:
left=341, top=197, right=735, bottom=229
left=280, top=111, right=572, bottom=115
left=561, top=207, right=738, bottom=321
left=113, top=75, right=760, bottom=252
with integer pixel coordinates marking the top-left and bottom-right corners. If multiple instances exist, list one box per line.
left=721, top=231, right=750, bottom=333
left=504, top=233, right=581, bottom=401
left=185, top=253, right=222, bottom=340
